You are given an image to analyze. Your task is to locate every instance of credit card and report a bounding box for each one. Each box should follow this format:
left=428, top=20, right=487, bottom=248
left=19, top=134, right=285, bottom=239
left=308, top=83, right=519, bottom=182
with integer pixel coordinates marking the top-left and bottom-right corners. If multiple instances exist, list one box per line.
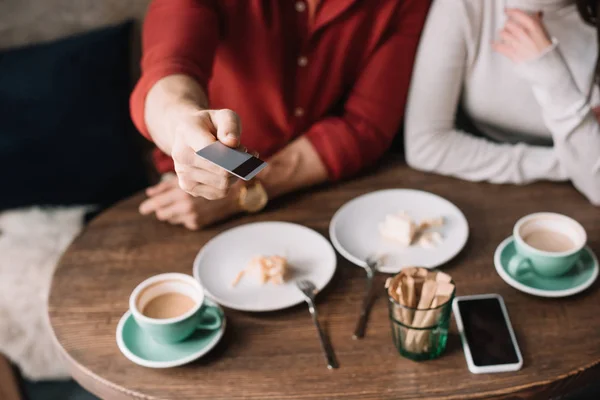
left=195, top=141, right=267, bottom=181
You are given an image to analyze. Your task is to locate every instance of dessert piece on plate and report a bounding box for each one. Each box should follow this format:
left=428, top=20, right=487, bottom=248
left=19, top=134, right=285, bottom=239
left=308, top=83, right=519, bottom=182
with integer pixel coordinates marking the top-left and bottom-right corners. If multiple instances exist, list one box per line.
left=379, top=211, right=445, bottom=249
left=379, top=211, right=417, bottom=246
left=232, top=255, right=288, bottom=287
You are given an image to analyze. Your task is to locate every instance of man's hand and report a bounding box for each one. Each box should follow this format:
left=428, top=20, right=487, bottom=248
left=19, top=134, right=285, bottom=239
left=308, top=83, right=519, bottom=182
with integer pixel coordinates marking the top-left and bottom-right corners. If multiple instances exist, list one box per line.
left=169, top=106, right=242, bottom=200
left=144, top=75, right=244, bottom=200
left=493, top=9, right=552, bottom=63
left=139, top=175, right=241, bottom=230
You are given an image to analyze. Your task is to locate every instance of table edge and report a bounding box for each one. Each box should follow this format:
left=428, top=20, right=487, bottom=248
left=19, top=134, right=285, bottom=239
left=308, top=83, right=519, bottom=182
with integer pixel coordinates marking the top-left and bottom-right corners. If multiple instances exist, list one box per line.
left=50, top=321, right=600, bottom=400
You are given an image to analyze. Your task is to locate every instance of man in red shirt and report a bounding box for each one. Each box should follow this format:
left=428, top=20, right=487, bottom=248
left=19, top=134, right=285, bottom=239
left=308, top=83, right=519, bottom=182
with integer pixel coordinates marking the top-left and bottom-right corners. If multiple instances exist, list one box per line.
left=132, top=0, right=431, bottom=230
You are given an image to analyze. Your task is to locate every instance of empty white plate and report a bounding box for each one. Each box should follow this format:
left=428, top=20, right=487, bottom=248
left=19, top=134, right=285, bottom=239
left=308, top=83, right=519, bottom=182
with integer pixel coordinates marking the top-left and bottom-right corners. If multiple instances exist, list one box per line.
left=193, top=222, right=336, bottom=312
left=329, top=189, right=469, bottom=273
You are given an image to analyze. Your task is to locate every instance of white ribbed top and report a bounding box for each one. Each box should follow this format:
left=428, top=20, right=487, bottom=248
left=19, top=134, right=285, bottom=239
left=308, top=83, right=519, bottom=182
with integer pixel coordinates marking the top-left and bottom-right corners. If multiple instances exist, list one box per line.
left=405, top=0, right=600, bottom=204
left=506, top=0, right=575, bottom=12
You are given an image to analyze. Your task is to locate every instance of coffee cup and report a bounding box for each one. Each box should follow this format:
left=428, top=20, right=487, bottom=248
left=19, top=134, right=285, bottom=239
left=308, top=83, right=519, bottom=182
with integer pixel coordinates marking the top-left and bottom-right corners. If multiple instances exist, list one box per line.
left=508, top=213, right=586, bottom=278
left=129, top=273, right=223, bottom=344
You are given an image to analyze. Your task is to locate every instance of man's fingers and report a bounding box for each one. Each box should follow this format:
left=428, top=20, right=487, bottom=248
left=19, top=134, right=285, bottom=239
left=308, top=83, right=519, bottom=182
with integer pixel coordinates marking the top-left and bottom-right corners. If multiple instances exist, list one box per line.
left=169, top=213, right=199, bottom=230
left=167, top=213, right=199, bottom=230
left=139, top=188, right=183, bottom=215
left=172, top=143, right=231, bottom=177
left=183, top=217, right=200, bottom=231
left=176, top=166, right=231, bottom=191
left=146, top=179, right=174, bottom=196
left=155, top=199, right=194, bottom=221
left=184, top=182, right=229, bottom=200
left=177, top=113, right=218, bottom=152
left=211, top=109, right=241, bottom=148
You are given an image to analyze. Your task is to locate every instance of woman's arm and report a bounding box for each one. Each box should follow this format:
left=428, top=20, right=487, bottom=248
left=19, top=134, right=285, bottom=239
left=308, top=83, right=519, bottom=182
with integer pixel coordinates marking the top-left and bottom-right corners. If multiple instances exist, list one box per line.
left=405, top=0, right=567, bottom=184
left=495, top=9, right=600, bottom=205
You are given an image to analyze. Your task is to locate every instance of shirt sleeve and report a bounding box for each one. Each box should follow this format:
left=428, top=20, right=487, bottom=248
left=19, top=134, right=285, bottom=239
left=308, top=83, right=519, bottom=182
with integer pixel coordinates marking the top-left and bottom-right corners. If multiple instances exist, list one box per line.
left=130, top=0, right=221, bottom=139
left=404, top=0, right=569, bottom=185
left=514, top=44, right=600, bottom=205
left=304, top=0, right=431, bottom=180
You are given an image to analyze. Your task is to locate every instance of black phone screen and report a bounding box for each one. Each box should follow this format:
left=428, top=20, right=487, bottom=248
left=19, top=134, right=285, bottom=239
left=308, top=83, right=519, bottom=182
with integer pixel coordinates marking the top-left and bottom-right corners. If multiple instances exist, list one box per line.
left=457, top=297, right=519, bottom=366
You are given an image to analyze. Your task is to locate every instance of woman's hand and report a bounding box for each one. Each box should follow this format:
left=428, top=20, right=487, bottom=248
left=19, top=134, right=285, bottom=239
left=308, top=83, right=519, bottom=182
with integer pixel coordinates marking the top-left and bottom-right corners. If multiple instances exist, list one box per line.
left=139, top=175, right=241, bottom=230
left=493, top=9, right=553, bottom=63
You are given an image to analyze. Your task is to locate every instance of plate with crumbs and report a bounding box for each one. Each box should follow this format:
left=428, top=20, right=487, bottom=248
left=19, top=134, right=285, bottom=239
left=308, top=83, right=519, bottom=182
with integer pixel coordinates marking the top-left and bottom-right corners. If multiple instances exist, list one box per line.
left=329, top=189, right=469, bottom=273
left=193, top=222, right=336, bottom=312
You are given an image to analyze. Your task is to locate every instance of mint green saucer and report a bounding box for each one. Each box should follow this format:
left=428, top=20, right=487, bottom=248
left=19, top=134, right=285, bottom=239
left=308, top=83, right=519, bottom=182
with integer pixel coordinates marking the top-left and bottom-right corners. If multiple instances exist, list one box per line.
left=494, top=237, right=598, bottom=298
left=116, top=299, right=225, bottom=368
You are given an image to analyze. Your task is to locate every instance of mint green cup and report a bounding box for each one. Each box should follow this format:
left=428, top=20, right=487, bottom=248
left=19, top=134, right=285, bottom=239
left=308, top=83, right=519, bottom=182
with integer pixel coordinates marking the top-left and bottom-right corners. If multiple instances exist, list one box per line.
left=130, top=273, right=223, bottom=344
left=509, top=213, right=587, bottom=278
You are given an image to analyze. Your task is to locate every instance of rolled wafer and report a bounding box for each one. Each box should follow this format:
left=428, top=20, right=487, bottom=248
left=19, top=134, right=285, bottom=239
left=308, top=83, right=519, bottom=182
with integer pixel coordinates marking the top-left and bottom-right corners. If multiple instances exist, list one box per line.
left=399, top=275, right=417, bottom=325
left=411, top=282, right=455, bottom=352
left=404, top=280, right=437, bottom=351
left=435, top=271, right=452, bottom=283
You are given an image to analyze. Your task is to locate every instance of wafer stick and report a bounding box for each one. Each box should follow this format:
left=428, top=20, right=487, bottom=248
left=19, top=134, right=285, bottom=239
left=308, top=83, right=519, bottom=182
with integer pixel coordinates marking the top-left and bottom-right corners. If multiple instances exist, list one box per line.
left=387, top=275, right=410, bottom=348
left=415, top=268, right=429, bottom=278
left=387, top=268, right=454, bottom=354
left=404, top=280, right=437, bottom=351
left=412, top=282, right=455, bottom=351
left=411, top=280, right=437, bottom=326
left=399, top=275, right=417, bottom=325
left=386, top=277, right=403, bottom=323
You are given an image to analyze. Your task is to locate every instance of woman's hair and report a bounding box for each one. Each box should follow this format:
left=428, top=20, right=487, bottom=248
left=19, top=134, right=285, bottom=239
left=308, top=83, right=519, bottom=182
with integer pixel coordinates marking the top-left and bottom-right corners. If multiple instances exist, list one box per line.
left=576, top=0, right=600, bottom=85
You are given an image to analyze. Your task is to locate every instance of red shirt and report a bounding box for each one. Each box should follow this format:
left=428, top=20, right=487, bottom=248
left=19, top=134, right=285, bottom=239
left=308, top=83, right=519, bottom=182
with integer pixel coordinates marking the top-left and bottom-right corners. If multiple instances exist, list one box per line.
left=131, top=0, right=431, bottom=179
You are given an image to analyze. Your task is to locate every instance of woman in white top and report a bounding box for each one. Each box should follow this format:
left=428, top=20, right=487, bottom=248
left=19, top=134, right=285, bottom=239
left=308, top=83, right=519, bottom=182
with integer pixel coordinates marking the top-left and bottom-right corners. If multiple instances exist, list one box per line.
left=404, top=0, right=600, bottom=205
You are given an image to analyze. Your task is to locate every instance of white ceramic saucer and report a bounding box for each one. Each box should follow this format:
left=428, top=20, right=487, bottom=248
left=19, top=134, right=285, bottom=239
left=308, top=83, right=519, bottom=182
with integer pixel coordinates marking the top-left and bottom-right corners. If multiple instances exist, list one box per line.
left=193, top=222, right=336, bottom=312
left=329, top=189, right=469, bottom=273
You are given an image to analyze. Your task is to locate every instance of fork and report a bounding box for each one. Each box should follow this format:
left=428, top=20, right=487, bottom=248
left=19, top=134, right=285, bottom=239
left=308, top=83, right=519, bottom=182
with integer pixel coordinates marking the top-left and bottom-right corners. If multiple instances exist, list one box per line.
left=296, top=280, right=339, bottom=369
left=352, top=254, right=382, bottom=339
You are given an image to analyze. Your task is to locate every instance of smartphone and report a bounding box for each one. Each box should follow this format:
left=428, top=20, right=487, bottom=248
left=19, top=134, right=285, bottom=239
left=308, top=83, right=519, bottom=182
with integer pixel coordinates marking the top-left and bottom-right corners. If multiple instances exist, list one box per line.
left=452, top=294, right=523, bottom=374
left=195, top=141, right=267, bottom=181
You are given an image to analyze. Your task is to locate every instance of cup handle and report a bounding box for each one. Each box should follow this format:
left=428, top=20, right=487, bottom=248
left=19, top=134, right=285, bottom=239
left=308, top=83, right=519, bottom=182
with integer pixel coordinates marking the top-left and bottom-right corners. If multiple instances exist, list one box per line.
left=508, top=253, right=533, bottom=276
left=196, top=306, right=223, bottom=331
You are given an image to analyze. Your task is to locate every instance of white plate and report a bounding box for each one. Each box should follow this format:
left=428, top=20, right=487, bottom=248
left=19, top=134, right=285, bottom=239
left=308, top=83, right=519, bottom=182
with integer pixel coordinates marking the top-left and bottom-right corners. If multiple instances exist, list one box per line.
left=329, top=189, right=469, bottom=273
left=193, top=222, right=336, bottom=312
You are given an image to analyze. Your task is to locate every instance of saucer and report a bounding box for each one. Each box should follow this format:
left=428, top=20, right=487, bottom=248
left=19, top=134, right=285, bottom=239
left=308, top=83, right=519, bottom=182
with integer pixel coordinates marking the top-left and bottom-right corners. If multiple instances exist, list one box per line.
left=494, top=237, right=599, bottom=298
left=116, top=299, right=226, bottom=368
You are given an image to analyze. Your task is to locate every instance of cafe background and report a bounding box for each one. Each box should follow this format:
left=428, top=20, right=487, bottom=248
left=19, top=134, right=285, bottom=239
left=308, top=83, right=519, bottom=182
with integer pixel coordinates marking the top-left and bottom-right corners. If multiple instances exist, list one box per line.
left=0, top=0, right=599, bottom=400
left=1, top=0, right=152, bottom=399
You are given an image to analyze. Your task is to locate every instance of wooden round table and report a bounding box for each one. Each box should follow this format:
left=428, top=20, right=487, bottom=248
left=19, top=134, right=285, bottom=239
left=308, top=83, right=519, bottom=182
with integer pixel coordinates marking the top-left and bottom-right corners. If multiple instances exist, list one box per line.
left=49, top=160, right=600, bottom=400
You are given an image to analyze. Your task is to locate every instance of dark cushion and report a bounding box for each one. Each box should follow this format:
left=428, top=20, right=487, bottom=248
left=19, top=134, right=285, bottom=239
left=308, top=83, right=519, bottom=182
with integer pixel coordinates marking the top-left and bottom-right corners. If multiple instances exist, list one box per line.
left=0, top=21, right=149, bottom=210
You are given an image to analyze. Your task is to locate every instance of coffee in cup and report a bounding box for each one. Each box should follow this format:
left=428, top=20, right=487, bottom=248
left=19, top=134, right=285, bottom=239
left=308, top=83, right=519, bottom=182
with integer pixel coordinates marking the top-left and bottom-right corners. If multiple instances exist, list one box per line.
left=522, top=230, right=576, bottom=253
left=509, top=213, right=586, bottom=277
left=130, top=273, right=223, bottom=344
left=142, top=292, right=197, bottom=319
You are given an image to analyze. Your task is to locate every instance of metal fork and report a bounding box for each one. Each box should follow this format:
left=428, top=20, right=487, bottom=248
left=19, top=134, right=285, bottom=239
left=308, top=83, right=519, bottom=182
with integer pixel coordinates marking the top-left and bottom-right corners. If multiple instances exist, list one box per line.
left=296, top=280, right=339, bottom=369
left=352, top=255, right=382, bottom=339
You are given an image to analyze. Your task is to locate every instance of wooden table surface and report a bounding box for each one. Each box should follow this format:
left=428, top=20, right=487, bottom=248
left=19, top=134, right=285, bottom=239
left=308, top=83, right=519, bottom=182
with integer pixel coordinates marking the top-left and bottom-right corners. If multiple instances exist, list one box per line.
left=48, top=159, right=600, bottom=400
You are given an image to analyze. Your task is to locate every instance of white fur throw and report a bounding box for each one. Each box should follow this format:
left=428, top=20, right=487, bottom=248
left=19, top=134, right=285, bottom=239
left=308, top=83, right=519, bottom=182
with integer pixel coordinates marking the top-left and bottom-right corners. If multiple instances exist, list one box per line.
left=0, top=206, right=89, bottom=380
